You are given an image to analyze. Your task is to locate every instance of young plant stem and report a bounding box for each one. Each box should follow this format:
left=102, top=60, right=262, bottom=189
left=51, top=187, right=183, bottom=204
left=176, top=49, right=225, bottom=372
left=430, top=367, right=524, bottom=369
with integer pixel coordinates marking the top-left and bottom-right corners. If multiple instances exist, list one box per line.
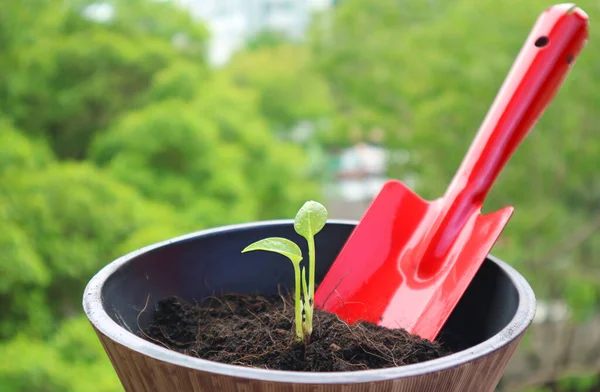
left=301, top=267, right=309, bottom=337
left=292, top=262, right=303, bottom=342
left=304, top=235, right=316, bottom=336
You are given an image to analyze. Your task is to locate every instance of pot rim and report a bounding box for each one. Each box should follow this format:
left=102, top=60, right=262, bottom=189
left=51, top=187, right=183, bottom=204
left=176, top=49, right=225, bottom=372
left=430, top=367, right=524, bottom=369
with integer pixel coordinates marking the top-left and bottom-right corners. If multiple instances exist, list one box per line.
left=83, top=219, right=536, bottom=384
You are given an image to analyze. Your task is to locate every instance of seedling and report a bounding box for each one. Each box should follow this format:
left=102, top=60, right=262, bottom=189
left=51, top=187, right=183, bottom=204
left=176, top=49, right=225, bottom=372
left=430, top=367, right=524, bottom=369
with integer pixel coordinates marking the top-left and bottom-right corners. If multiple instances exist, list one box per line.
left=241, top=200, right=328, bottom=342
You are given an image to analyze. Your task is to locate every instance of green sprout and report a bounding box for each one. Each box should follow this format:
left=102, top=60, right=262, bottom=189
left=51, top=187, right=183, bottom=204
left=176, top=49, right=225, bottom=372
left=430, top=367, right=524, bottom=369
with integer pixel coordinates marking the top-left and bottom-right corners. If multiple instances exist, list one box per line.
left=241, top=200, right=328, bottom=342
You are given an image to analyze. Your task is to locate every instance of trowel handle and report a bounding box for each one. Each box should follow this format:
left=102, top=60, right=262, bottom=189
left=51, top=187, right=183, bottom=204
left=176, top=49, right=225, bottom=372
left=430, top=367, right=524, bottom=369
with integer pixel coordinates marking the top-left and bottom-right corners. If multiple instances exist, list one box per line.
left=445, top=4, right=588, bottom=204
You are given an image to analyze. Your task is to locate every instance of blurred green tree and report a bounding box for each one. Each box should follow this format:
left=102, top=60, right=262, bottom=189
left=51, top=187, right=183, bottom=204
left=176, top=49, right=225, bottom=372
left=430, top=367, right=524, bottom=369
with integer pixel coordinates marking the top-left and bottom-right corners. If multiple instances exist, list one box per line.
left=0, top=317, right=121, bottom=392
left=0, top=158, right=185, bottom=338
left=0, top=0, right=208, bottom=160
left=225, top=44, right=334, bottom=133
left=0, top=0, right=320, bottom=390
left=91, top=73, right=318, bottom=223
left=245, top=30, right=291, bottom=51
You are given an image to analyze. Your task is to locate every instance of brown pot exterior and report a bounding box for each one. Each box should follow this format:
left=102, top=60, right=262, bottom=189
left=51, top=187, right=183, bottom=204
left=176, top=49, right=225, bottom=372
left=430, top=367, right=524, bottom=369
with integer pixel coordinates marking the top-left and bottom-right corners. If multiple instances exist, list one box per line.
left=94, top=325, right=523, bottom=392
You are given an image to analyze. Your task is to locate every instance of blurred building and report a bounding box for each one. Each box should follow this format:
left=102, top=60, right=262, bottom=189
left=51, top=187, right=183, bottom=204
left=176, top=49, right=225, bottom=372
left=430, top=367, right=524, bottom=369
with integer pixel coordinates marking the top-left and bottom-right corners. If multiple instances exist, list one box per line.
left=178, top=0, right=336, bottom=66
left=335, top=142, right=388, bottom=202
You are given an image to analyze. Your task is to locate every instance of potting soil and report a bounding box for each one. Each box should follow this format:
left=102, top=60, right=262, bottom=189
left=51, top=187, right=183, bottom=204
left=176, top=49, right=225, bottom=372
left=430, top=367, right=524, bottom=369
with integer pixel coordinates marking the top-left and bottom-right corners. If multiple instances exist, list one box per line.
left=142, top=293, right=448, bottom=371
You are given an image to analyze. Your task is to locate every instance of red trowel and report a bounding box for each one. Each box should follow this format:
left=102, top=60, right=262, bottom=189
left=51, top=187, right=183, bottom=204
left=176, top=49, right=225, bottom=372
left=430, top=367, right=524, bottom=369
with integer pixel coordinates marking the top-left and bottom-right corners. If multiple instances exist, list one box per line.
left=315, top=4, right=589, bottom=341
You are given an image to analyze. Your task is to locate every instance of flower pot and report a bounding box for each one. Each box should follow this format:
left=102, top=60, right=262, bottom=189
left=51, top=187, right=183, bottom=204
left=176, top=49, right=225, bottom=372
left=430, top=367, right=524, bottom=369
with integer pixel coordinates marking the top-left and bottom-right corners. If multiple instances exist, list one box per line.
left=83, top=220, right=535, bottom=392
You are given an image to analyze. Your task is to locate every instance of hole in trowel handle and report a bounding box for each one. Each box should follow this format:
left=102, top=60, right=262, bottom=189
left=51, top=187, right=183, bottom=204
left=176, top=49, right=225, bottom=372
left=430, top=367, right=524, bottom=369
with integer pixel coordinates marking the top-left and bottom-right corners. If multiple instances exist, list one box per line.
left=534, top=36, right=549, bottom=47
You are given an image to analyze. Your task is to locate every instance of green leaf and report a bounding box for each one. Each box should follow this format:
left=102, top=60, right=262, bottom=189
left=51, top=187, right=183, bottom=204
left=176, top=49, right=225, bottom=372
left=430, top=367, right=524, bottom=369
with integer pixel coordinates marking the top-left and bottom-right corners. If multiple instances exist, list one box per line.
left=242, top=237, right=303, bottom=264
left=293, top=200, right=328, bottom=240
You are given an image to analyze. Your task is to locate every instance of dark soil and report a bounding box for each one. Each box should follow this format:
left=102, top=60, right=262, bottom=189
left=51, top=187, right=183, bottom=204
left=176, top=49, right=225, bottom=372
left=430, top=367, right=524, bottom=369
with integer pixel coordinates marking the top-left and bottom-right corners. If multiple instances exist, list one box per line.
left=141, top=293, right=449, bottom=372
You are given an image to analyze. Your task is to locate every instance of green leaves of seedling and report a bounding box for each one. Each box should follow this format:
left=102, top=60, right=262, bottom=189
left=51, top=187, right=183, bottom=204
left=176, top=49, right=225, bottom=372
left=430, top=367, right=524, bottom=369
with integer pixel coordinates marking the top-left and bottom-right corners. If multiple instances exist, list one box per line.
left=294, top=201, right=328, bottom=240
left=242, top=237, right=302, bottom=265
left=241, top=200, right=328, bottom=343
left=293, top=201, right=327, bottom=337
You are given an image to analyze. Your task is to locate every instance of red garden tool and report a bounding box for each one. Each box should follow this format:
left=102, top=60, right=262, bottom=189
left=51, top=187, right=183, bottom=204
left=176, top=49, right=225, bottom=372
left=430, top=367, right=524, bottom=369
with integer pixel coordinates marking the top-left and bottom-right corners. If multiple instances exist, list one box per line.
left=315, top=4, right=589, bottom=341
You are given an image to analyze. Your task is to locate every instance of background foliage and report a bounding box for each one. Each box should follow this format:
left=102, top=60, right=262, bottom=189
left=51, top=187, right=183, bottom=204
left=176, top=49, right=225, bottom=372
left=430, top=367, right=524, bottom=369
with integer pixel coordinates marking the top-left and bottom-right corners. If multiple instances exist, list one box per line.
left=1, top=0, right=599, bottom=390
